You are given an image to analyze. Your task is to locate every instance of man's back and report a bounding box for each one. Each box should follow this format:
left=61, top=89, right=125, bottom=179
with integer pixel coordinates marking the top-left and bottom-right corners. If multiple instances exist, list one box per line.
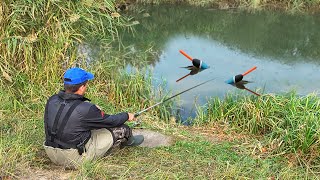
left=44, top=91, right=92, bottom=148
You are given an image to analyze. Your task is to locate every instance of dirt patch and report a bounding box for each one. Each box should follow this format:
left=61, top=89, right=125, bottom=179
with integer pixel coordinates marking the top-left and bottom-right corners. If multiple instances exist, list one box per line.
left=181, top=125, right=251, bottom=143
left=133, top=129, right=173, bottom=147
left=19, top=166, right=73, bottom=180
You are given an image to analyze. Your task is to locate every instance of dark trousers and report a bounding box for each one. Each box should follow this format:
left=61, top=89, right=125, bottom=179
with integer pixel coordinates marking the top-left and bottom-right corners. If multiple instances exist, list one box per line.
left=109, top=124, right=132, bottom=148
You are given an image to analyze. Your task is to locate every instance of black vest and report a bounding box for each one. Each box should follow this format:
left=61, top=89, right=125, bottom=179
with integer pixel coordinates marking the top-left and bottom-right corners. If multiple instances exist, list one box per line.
left=44, top=91, right=92, bottom=154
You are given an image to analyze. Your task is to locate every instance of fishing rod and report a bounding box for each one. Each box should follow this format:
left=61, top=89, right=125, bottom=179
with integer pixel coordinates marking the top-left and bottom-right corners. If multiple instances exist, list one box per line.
left=132, top=78, right=216, bottom=126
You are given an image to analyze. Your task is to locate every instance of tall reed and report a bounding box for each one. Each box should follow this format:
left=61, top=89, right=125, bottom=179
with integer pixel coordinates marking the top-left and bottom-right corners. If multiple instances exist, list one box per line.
left=0, top=0, right=130, bottom=88
left=193, top=92, right=320, bottom=154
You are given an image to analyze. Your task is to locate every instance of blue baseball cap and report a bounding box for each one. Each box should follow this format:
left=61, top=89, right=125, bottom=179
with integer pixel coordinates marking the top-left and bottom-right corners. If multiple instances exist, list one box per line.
left=63, top=67, right=94, bottom=85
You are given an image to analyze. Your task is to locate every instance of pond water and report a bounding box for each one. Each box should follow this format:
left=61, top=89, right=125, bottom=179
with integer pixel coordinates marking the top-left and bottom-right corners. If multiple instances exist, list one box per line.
left=116, top=4, right=320, bottom=121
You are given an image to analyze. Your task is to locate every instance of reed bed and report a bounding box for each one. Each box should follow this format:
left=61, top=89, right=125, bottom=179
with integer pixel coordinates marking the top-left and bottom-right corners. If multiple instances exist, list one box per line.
left=0, top=0, right=130, bottom=87
left=193, top=93, right=320, bottom=155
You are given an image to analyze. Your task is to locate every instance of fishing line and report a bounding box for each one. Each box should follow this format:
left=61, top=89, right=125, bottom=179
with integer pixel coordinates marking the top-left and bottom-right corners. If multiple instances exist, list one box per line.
left=132, top=77, right=217, bottom=127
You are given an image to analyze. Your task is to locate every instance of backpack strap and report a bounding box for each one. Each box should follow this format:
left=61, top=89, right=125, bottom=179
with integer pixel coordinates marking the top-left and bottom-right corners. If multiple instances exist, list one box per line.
left=47, top=100, right=85, bottom=155
left=56, top=100, right=83, bottom=138
left=50, top=101, right=66, bottom=141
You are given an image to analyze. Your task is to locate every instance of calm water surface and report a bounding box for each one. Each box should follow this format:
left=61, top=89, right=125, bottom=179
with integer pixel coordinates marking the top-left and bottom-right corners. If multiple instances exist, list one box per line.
left=116, top=5, right=320, bottom=120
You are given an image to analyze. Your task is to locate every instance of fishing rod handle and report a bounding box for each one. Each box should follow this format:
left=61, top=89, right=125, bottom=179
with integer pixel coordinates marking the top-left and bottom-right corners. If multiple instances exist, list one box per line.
left=134, top=113, right=140, bottom=118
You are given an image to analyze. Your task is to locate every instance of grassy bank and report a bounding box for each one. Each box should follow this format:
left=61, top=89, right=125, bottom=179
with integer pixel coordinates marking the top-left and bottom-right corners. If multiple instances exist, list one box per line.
left=194, top=93, right=320, bottom=158
left=69, top=123, right=320, bottom=179
left=1, top=0, right=320, bottom=179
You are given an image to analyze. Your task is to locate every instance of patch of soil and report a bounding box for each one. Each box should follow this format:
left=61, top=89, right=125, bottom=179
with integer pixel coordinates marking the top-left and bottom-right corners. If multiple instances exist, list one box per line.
left=182, top=125, right=250, bottom=143
left=19, top=166, right=73, bottom=180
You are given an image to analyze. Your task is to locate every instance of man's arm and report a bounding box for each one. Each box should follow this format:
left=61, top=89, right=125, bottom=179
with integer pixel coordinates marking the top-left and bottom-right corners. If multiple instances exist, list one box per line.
left=81, top=105, right=131, bottom=129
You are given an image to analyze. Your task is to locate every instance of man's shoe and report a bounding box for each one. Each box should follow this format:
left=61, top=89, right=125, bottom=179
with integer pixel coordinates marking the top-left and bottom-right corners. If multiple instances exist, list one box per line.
left=122, top=135, right=144, bottom=147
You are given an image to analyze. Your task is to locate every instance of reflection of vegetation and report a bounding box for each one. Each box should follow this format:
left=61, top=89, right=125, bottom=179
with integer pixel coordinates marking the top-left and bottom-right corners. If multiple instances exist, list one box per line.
left=117, top=4, right=320, bottom=65
left=134, top=0, right=320, bottom=12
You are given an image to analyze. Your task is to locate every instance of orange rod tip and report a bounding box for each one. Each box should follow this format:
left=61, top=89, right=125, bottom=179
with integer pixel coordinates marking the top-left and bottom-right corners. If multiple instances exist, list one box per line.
left=179, top=50, right=193, bottom=61
left=242, top=66, right=257, bottom=76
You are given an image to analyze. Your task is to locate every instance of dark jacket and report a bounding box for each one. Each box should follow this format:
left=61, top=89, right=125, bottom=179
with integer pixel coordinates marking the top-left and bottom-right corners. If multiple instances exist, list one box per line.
left=44, top=90, right=129, bottom=148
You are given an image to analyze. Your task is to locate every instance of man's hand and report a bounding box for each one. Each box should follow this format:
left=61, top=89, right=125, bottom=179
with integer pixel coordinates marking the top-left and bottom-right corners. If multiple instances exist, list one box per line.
left=127, top=113, right=135, bottom=121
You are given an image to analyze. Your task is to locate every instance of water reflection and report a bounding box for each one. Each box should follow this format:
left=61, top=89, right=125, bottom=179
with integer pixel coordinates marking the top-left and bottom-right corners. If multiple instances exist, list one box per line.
left=231, top=81, right=261, bottom=96
left=120, top=4, right=320, bottom=64
left=176, top=66, right=206, bottom=82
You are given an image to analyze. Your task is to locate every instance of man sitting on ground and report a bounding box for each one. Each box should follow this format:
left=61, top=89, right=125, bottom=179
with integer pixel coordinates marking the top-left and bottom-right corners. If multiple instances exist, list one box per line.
left=43, top=67, right=143, bottom=167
